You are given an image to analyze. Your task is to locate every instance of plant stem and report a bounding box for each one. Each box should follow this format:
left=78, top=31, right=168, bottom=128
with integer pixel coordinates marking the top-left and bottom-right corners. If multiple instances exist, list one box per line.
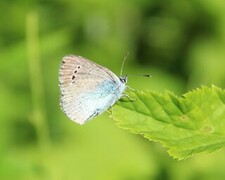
left=26, top=10, right=50, bottom=148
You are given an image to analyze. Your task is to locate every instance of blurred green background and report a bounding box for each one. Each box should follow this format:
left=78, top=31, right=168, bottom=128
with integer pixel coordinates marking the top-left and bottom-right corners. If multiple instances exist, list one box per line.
left=1, top=0, right=225, bottom=179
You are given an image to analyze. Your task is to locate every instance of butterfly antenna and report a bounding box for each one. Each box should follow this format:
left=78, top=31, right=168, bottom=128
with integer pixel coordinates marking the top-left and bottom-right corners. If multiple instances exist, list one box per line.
left=126, top=74, right=152, bottom=78
left=120, top=52, right=129, bottom=77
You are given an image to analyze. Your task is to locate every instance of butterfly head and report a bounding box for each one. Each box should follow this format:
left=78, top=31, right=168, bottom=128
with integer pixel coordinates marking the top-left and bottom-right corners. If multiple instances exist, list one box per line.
left=119, top=76, right=128, bottom=84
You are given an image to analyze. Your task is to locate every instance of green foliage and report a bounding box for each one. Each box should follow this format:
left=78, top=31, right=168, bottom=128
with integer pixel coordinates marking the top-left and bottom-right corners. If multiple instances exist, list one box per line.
left=113, top=86, right=225, bottom=160
left=1, top=0, right=225, bottom=179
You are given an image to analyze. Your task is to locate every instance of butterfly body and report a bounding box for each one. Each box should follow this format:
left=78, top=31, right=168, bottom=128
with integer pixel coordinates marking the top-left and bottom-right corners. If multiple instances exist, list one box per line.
left=59, top=55, right=127, bottom=125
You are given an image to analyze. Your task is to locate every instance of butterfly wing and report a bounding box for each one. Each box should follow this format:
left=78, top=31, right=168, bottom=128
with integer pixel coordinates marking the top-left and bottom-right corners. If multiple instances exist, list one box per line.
left=59, top=55, right=125, bottom=124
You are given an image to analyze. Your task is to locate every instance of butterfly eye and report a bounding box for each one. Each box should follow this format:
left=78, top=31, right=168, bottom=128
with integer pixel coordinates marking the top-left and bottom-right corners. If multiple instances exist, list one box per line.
left=74, top=70, right=77, bottom=73
left=72, top=75, right=75, bottom=80
left=119, top=77, right=127, bottom=83
left=78, top=66, right=80, bottom=69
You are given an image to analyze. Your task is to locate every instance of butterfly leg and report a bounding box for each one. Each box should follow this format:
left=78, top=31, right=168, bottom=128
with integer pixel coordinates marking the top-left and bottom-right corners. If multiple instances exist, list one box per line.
left=126, top=85, right=136, bottom=92
left=121, top=93, right=136, bottom=101
left=107, top=107, right=113, bottom=119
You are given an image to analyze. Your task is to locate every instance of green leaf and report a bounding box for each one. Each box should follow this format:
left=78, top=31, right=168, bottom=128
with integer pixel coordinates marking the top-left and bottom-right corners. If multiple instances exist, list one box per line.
left=112, top=85, right=225, bottom=160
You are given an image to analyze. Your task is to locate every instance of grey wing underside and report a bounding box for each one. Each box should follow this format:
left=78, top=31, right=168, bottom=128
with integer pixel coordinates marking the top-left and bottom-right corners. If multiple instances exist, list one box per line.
left=59, top=55, right=121, bottom=124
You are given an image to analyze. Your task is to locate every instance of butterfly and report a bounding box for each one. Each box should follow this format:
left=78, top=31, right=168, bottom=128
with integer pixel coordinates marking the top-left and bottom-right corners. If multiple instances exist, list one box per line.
left=59, top=55, right=127, bottom=125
